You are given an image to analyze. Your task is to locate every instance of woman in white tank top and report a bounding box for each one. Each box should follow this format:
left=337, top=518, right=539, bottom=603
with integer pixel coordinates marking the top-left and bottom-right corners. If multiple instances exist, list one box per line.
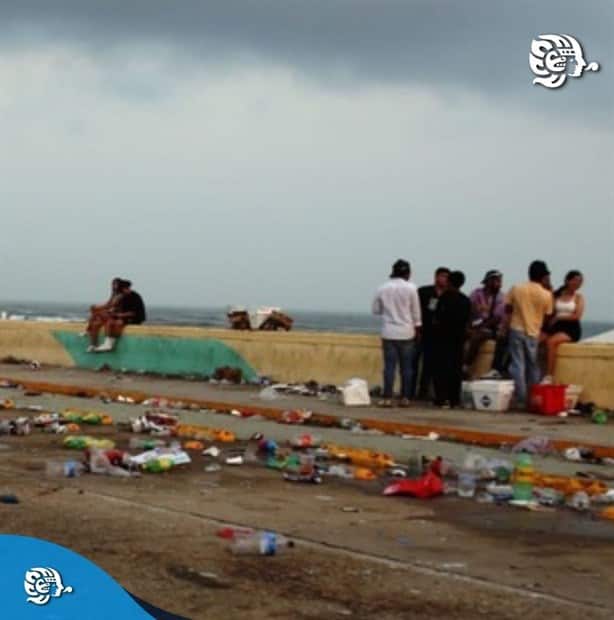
left=543, top=270, right=585, bottom=382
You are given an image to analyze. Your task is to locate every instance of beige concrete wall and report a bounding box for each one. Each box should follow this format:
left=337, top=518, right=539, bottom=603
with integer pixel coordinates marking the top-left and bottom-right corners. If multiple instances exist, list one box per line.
left=473, top=340, right=614, bottom=408
left=0, top=320, right=613, bottom=407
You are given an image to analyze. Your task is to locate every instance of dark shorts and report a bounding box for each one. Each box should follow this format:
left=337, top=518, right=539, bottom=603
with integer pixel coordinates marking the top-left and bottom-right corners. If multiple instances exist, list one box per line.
left=548, top=320, right=581, bottom=342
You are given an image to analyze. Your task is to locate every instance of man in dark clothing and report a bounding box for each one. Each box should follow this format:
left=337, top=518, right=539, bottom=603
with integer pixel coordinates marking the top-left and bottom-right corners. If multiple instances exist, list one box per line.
left=412, top=267, right=450, bottom=399
left=432, top=270, right=471, bottom=408
left=94, top=280, right=146, bottom=352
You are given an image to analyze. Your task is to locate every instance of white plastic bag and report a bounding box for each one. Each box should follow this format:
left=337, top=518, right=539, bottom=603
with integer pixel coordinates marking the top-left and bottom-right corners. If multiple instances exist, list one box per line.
left=339, top=378, right=371, bottom=407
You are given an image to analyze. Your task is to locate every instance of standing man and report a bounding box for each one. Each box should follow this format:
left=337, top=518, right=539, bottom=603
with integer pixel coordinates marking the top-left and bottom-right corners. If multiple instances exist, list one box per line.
left=413, top=267, right=450, bottom=399
left=465, top=269, right=508, bottom=378
left=504, top=261, right=553, bottom=408
left=372, top=259, right=422, bottom=408
left=432, top=271, right=471, bottom=408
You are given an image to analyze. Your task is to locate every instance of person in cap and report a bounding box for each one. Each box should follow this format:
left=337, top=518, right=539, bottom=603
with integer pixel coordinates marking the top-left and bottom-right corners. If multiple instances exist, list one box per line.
left=464, top=269, right=508, bottom=378
left=372, top=259, right=422, bottom=407
left=412, top=266, right=450, bottom=400
left=431, top=270, right=471, bottom=408
left=504, top=260, right=553, bottom=408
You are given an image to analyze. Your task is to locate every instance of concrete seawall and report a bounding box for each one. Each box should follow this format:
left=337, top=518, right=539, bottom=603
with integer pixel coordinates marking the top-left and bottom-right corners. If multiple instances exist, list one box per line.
left=0, top=320, right=612, bottom=407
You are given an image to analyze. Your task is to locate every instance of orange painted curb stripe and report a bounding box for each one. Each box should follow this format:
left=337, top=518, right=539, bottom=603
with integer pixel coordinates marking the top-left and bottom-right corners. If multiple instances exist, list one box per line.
left=5, top=375, right=614, bottom=459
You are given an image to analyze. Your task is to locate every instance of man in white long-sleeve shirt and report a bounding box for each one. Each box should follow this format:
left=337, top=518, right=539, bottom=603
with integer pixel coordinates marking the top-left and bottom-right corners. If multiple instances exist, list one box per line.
left=372, top=259, right=422, bottom=407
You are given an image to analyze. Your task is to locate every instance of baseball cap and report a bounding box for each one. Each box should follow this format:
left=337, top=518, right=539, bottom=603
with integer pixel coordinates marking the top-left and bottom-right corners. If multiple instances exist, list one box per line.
left=482, top=269, right=502, bottom=284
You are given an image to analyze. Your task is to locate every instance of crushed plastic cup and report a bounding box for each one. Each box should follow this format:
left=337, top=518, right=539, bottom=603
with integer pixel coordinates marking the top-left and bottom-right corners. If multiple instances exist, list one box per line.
left=457, top=471, right=477, bottom=498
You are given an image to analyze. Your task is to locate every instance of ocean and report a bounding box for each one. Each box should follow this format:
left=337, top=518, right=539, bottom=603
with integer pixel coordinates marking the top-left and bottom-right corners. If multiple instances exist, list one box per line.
left=0, top=301, right=612, bottom=339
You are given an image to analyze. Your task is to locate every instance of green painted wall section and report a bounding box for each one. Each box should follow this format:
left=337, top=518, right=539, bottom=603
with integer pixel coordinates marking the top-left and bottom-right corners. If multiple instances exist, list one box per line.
left=53, top=331, right=258, bottom=381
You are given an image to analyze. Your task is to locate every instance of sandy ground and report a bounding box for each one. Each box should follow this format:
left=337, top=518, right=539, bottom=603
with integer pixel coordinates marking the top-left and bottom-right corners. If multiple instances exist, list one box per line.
left=1, top=403, right=614, bottom=620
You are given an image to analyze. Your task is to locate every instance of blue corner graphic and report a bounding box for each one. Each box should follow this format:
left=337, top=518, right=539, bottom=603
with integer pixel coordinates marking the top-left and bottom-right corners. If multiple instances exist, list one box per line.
left=0, top=535, right=186, bottom=619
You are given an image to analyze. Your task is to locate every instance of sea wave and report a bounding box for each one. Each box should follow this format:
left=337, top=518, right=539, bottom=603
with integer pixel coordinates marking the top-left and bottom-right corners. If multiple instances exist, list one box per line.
left=0, top=302, right=611, bottom=338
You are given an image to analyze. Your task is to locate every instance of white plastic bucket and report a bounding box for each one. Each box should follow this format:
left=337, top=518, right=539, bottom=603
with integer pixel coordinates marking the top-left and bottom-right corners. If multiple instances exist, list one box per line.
left=471, top=380, right=515, bottom=412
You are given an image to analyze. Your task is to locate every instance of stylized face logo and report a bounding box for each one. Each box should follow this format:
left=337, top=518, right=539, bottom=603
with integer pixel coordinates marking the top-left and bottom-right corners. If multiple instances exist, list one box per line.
left=25, top=567, right=74, bottom=606
left=530, top=34, right=599, bottom=89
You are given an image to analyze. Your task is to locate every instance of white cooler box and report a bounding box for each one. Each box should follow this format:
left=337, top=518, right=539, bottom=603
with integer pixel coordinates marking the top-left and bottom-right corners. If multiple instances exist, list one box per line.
left=471, top=380, right=515, bottom=412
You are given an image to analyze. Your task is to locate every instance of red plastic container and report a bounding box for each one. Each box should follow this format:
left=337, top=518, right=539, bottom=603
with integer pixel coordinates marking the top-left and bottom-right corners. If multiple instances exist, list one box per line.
left=529, top=384, right=567, bottom=415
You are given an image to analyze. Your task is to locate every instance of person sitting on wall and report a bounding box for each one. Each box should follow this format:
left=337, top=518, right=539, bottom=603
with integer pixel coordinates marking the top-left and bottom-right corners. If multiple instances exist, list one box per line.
left=91, top=280, right=146, bottom=353
left=542, top=270, right=585, bottom=383
left=85, top=277, right=124, bottom=350
left=464, top=269, right=509, bottom=379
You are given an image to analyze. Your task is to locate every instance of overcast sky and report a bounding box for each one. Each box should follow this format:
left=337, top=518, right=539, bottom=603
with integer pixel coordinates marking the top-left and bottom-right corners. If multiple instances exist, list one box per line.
left=0, top=1, right=612, bottom=319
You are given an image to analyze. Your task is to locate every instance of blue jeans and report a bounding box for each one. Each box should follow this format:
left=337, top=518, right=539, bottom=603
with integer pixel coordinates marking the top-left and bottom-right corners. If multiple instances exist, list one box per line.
left=382, top=339, right=416, bottom=399
left=509, top=329, right=540, bottom=406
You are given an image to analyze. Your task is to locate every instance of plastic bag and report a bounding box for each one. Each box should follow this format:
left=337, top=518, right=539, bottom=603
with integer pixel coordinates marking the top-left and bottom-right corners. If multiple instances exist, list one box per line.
left=383, top=471, right=443, bottom=498
left=339, top=378, right=371, bottom=407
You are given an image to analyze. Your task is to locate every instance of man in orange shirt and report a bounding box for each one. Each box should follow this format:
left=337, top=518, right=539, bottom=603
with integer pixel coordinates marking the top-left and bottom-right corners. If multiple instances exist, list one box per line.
left=504, top=260, right=554, bottom=408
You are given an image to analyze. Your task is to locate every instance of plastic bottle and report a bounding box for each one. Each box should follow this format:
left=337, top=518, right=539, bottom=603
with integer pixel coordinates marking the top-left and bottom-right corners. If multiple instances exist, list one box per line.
left=46, top=460, right=85, bottom=478
left=230, top=531, right=294, bottom=556
left=512, top=454, right=534, bottom=501
left=129, top=437, right=166, bottom=450
left=568, top=491, right=590, bottom=511
left=457, top=471, right=477, bottom=498
left=142, top=458, right=174, bottom=473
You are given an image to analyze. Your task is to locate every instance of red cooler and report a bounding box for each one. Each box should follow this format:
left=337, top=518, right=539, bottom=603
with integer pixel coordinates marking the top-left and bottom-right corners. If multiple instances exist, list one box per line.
left=529, top=384, right=567, bottom=415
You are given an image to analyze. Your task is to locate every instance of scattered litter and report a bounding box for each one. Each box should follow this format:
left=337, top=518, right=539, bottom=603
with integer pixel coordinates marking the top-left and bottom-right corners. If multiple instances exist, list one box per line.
left=229, top=531, right=294, bottom=556
left=339, top=378, right=371, bottom=407
left=0, top=494, right=19, bottom=504
left=225, top=456, right=244, bottom=466
left=341, top=506, right=360, bottom=513
left=280, top=410, right=312, bottom=425
left=259, top=386, right=281, bottom=401
left=290, top=433, right=322, bottom=449
left=184, top=441, right=205, bottom=451
left=204, top=464, right=222, bottom=473
left=591, top=410, right=608, bottom=425
left=283, top=470, right=322, bottom=484
left=512, top=436, right=552, bottom=455
left=401, top=432, right=440, bottom=441
left=203, top=446, right=221, bottom=458
left=383, top=472, right=444, bottom=499
left=564, top=448, right=582, bottom=462
left=567, top=491, right=591, bottom=512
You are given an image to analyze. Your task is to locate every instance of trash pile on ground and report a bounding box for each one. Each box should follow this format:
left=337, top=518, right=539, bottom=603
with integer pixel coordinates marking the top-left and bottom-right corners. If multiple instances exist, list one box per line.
left=1, top=379, right=614, bottom=525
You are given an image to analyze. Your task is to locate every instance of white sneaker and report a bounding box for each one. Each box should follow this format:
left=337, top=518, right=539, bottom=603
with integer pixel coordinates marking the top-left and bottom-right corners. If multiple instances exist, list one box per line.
left=94, top=337, right=117, bottom=353
left=481, top=370, right=502, bottom=380
left=541, top=375, right=554, bottom=385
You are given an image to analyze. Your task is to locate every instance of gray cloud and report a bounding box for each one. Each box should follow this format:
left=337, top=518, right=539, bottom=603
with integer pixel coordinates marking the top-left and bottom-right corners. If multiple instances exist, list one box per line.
left=1, top=1, right=612, bottom=117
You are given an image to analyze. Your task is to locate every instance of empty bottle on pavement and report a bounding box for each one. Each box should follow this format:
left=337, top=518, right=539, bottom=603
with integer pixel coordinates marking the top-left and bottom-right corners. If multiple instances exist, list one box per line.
left=46, top=460, right=86, bottom=478
left=512, top=454, right=535, bottom=501
left=230, top=531, right=294, bottom=556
